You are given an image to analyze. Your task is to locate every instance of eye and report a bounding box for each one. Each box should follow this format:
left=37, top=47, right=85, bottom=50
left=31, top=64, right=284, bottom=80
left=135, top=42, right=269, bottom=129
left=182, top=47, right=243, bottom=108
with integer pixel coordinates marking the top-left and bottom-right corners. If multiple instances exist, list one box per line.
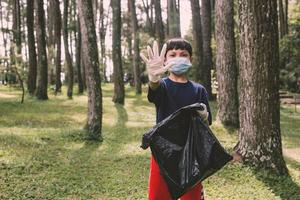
left=181, top=53, right=189, bottom=57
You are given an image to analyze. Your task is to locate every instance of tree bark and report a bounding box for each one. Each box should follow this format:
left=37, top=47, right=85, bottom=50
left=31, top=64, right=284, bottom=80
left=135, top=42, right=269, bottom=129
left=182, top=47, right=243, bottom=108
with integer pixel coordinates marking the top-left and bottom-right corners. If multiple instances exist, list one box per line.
left=215, top=0, right=239, bottom=127
left=129, top=0, right=142, bottom=94
left=35, top=0, right=48, bottom=100
left=63, top=0, right=74, bottom=98
left=200, top=0, right=213, bottom=99
left=76, top=19, right=84, bottom=94
left=236, top=0, right=288, bottom=174
left=77, top=0, right=103, bottom=140
left=12, top=0, right=21, bottom=55
left=47, top=0, right=55, bottom=85
left=26, top=0, right=37, bottom=95
left=167, top=0, right=181, bottom=37
left=53, top=0, right=62, bottom=93
left=154, top=0, right=165, bottom=48
left=112, top=0, right=125, bottom=104
left=278, top=0, right=289, bottom=38
left=99, top=0, right=107, bottom=82
left=190, top=0, right=203, bottom=82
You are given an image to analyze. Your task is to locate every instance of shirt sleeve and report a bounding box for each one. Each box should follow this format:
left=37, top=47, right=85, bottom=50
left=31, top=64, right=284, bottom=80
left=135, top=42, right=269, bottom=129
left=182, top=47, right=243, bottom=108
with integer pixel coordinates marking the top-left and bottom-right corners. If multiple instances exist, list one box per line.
left=147, top=80, right=164, bottom=106
left=200, top=87, right=212, bottom=125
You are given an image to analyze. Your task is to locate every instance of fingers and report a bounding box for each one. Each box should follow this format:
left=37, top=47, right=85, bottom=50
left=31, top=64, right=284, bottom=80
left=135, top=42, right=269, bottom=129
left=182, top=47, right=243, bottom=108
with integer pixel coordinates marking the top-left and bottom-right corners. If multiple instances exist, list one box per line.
left=140, top=52, right=148, bottom=63
left=153, top=41, right=159, bottom=58
left=147, top=46, right=154, bottom=60
left=153, top=62, right=173, bottom=76
left=199, top=103, right=207, bottom=111
left=159, top=43, right=167, bottom=59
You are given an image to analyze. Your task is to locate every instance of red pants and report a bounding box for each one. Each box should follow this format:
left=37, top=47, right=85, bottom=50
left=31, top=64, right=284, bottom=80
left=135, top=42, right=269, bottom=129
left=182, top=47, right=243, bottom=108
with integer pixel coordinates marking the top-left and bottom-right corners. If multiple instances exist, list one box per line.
left=148, top=156, right=204, bottom=200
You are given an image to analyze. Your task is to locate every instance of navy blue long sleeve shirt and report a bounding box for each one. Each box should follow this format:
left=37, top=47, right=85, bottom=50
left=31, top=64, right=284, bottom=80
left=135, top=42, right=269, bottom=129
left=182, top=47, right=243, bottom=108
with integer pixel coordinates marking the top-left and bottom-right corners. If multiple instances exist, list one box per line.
left=148, top=77, right=212, bottom=125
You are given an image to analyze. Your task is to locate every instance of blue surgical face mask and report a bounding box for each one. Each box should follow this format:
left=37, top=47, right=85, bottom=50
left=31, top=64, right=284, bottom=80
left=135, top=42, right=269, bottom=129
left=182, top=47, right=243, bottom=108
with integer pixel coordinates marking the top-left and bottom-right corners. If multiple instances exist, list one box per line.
left=167, top=57, right=192, bottom=75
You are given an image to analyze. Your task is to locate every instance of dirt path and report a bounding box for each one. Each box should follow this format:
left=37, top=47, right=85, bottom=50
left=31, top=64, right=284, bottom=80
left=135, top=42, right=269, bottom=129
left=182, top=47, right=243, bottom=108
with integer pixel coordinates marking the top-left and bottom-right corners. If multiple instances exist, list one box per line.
left=283, top=148, right=300, bottom=163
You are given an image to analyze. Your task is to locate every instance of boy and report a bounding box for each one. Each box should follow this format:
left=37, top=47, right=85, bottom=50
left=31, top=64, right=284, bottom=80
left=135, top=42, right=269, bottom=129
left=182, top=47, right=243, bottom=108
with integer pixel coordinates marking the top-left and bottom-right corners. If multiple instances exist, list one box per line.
left=141, top=38, right=212, bottom=200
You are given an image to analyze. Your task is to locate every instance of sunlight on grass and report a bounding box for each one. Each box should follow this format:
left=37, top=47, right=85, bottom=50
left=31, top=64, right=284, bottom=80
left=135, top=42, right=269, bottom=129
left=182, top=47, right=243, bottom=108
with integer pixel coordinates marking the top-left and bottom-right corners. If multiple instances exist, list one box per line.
left=119, top=142, right=149, bottom=157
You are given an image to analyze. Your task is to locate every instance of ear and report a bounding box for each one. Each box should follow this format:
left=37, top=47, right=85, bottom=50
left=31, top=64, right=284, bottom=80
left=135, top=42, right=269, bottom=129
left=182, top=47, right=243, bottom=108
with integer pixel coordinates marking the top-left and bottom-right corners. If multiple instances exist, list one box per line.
left=190, top=56, right=193, bottom=63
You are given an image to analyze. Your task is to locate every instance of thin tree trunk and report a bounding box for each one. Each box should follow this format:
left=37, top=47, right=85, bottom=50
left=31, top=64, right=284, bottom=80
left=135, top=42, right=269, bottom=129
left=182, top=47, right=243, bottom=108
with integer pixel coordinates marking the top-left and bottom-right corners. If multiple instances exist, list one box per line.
left=76, top=19, right=84, bottom=94
left=54, top=0, right=62, bottom=93
left=112, top=0, right=125, bottom=104
left=154, top=0, right=164, bottom=49
left=129, top=0, right=142, bottom=94
left=12, top=0, right=21, bottom=55
left=215, top=0, right=239, bottom=127
left=26, top=0, right=37, bottom=95
left=35, top=0, right=48, bottom=100
left=190, top=0, right=203, bottom=82
left=167, top=0, right=181, bottom=37
left=77, top=0, right=103, bottom=140
left=63, top=0, right=74, bottom=98
left=99, top=0, right=108, bottom=82
left=201, top=0, right=213, bottom=99
left=236, top=0, right=288, bottom=175
left=47, top=0, right=55, bottom=85
left=141, top=0, right=155, bottom=37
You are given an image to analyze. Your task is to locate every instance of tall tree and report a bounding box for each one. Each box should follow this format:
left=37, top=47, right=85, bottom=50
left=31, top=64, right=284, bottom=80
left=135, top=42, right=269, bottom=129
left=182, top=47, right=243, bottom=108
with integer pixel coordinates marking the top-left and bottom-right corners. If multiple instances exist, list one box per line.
left=215, top=0, right=239, bottom=127
left=236, top=0, right=288, bottom=174
left=77, top=0, right=103, bottom=140
left=99, top=0, right=109, bottom=82
left=154, top=0, right=165, bottom=48
left=167, top=0, right=181, bottom=37
left=26, top=0, right=37, bottom=95
left=201, top=0, right=213, bottom=99
left=278, top=0, right=289, bottom=38
left=75, top=19, right=84, bottom=94
left=12, top=0, right=21, bottom=55
left=63, top=0, right=74, bottom=98
left=35, top=0, right=48, bottom=100
left=129, top=0, right=142, bottom=94
left=190, top=0, right=203, bottom=82
left=53, top=0, right=62, bottom=93
left=47, top=0, right=55, bottom=85
left=141, top=0, right=155, bottom=37
left=112, top=0, right=125, bottom=104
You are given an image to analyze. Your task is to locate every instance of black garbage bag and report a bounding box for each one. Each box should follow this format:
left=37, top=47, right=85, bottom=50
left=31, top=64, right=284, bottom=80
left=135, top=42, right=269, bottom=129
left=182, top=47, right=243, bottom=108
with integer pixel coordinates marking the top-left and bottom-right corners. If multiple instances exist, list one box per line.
left=141, top=103, right=233, bottom=199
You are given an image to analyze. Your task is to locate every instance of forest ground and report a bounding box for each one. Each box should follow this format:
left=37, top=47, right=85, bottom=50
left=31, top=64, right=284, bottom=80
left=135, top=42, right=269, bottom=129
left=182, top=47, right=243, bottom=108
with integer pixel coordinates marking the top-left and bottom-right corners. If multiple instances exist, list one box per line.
left=0, top=84, right=299, bottom=200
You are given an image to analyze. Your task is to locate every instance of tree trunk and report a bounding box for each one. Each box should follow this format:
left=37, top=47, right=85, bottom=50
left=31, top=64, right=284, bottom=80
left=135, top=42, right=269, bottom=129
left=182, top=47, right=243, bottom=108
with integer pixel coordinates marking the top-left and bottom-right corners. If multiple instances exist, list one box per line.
left=12, top=0, right=21, bottom=55
left=63, top=0, right=74, bottom=98
left=26, top=0, right=37, bottom=95
left=126, top=0, right=133, bottom=73
left=190, top=0, right=203, bottom=82
left=47, top=0, right=55, bottom=85
left=53, top=0, right=62, bottom=93
left=99, top=0, right=108, bottom=82
left=77, top=0, right=103, bottom=141
left=154, top=0, right=164, bottom=48
left=129, top=0, right=142, bottom=94
left=112, top=0, right=125, bottom=104
left=76, top=19, right=84, bottom=94
left=167, top=0, right=181, bottom=37
left=284, top=0, right=288, bottom=35
left=215, top=0, right=239, bottom=127
left=236, top=0, right=288, bottom=175
left=200, top=0, right=213, bottom=99
left=141, top=0, right=155, bottom=37
left=35, top=0, right=48, bottom=100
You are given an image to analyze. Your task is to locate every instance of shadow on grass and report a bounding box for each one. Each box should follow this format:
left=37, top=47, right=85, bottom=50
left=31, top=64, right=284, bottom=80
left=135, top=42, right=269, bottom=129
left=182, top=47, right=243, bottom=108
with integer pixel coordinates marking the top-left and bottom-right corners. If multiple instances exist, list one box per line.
left=253, top=167, right=300, bottom=199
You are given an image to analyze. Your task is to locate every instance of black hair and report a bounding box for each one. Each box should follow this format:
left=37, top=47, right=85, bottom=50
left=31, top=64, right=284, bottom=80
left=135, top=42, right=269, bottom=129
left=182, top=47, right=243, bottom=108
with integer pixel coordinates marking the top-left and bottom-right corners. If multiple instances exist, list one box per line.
left=165, top=38, right=193, bottom=57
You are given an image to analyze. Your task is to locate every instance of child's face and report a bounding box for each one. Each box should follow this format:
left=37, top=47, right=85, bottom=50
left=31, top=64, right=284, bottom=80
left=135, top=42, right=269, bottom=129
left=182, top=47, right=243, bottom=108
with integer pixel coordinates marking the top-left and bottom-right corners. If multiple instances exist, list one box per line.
left=165, top=49, right=192, bottom=62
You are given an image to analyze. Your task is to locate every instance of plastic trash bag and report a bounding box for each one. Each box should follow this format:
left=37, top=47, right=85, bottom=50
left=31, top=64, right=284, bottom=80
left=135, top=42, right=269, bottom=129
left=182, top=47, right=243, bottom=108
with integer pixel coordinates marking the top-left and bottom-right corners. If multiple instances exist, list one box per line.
left=141, top=103, right=233, bottom=199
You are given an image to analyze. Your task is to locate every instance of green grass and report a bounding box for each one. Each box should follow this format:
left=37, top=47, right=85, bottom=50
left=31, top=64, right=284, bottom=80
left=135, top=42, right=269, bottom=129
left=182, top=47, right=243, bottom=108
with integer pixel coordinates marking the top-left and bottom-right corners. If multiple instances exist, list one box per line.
left=0, top=84, right=299, bottom=200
